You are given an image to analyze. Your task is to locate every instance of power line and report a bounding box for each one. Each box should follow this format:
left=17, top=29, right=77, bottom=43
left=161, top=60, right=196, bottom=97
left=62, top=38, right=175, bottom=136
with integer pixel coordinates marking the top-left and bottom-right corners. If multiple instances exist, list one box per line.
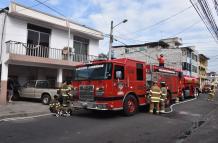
left=33, top=0, right=65, bottom=17
left=15, top=0, right=50, bottom=12
left=125, top=5, right=194, bottom=35
left=190, top=0, right=218, bottom=44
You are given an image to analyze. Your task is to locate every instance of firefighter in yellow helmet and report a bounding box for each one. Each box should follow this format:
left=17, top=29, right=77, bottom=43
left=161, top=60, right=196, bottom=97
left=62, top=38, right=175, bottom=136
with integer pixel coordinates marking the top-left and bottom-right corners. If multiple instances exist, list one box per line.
left=160, top=82, right=167, bottom=113
left=208, top=85, right=216, bottom=101
left=60, top=81, right=73, bottom=106
left=149, top=81, right=162, bottom=114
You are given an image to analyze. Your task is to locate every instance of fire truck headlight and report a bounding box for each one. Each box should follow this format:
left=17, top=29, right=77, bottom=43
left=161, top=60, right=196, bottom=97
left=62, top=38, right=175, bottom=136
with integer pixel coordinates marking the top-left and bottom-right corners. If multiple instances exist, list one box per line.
left=96, top=87, right=104, bottom=96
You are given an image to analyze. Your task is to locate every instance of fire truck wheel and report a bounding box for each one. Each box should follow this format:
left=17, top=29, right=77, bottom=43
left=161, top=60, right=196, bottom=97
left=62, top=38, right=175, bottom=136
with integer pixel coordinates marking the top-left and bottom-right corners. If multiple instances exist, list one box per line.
left=180, top=92, right=185, bottom=101
left=123, top=95, right=138, bottom=116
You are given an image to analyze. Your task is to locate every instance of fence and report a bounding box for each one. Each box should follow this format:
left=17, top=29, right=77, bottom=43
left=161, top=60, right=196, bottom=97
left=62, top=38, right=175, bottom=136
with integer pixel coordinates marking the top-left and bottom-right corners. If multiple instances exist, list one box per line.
left=5, top=41, right=98, bottom=63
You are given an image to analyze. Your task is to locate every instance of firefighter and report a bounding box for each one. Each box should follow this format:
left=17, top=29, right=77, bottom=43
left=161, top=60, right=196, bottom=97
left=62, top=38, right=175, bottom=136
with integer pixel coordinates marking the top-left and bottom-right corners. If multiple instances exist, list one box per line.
left=160, top=82, right=167, bottom=113
left=156, top=54, right=165, bottom=67
left=149, top=81, right=162, bottom=114
left=208, top=85, right=216, bottom=101
left=60, top=81, right=72, bottom=106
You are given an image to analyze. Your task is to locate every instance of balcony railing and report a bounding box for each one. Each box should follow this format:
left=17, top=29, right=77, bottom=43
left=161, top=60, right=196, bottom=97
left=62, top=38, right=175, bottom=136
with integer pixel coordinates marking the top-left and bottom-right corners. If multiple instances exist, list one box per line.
left=5, top=41, right=98, bottom=63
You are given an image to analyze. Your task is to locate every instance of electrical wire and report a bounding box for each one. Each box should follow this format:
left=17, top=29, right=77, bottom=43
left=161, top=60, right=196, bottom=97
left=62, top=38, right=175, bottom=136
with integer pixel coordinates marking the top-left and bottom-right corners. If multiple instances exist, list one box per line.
left=33, top=0, right=65, bottom=17
left=125, top=5, right=194, bottom=35
left=14, top=0, right=50, bottom=12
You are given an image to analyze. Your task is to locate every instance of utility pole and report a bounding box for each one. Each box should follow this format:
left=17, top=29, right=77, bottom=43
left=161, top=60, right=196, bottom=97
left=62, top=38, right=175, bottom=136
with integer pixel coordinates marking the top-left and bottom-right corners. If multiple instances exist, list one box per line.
left=108, top=19, right=127, bottom=60
left=108, top=21, right=113, bottom=60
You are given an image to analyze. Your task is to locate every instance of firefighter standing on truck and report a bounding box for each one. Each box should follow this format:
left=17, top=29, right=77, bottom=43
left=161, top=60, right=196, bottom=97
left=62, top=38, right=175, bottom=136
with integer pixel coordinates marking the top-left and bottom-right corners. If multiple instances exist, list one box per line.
left=156, top=54, right=165, bottom=67
left=160, top=82, right=167, bottom=113
left=149, top=81, right=162, bottom=114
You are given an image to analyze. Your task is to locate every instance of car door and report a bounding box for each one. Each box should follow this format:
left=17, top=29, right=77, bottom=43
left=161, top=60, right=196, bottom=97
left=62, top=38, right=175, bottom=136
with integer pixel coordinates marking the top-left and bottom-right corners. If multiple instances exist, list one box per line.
left=21, top=81, right=35, bottom=98
left=34, top=81, right=49, bottom=98
left=112, top=64, right=126, bottom=97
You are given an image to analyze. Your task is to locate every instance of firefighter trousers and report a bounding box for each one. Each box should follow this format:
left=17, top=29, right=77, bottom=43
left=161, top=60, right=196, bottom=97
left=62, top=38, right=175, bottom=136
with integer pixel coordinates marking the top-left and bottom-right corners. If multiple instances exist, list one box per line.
left=160, top=100, right=165, bottom=112
left=208, top=94, right=215, bottom=101
left=149, top=102, right=160, bottom=113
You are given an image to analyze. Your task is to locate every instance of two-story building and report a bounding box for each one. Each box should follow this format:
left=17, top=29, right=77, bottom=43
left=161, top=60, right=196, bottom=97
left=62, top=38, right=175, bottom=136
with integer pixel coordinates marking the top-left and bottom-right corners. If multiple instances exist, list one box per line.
left=0, top=2, right=104, bottom=104
left=198, top=54, right=209, bottom=89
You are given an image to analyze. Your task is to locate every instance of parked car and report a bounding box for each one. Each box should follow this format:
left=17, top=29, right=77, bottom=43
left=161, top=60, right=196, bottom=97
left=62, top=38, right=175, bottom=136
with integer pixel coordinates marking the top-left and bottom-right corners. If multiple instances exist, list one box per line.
left=202, top=84, right=211, bottom=93
left=19, top=80, right=58, bottom=105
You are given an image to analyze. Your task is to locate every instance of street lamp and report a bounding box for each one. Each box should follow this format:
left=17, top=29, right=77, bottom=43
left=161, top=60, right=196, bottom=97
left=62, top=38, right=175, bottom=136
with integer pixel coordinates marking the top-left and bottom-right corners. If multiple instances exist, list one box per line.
left=108, top=19, right=128, bottom=60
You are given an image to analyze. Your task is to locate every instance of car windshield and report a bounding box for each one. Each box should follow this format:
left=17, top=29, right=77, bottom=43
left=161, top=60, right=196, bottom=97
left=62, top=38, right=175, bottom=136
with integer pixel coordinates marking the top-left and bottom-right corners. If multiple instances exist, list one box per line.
left=74, top=63, right=112, bottom=81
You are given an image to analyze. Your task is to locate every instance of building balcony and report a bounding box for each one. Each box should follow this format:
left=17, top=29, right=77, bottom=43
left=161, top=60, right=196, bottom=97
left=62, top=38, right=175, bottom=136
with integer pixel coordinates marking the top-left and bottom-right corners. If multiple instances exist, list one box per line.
left=5, top=41, right=98, bottom=67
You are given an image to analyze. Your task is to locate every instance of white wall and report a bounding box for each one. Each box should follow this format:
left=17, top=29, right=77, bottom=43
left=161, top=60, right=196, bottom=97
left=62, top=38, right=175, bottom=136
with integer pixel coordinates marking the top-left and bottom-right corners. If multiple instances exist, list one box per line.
left=89, top=39, right=99, bottom=56
left=113, top=46, right=183, bottom=69
left=4, top=16, right=27, bottom=43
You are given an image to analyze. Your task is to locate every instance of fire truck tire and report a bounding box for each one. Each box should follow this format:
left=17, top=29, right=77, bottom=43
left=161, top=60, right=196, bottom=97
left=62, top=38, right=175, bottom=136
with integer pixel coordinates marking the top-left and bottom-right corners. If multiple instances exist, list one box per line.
left=123, top=95, right=138, bottom=116
left=180, top=91, right=185, bottom=101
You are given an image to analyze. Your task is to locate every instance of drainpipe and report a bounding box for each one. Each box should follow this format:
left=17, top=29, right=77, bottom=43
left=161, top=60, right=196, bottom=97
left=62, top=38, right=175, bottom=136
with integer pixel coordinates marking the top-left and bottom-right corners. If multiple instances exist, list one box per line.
left=0, top=9, right=7, bottom=61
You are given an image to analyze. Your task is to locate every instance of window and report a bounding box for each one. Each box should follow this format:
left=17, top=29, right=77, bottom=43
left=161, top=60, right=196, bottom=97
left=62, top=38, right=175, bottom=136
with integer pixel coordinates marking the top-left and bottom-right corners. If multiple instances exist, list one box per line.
left=182, top=62, right=187, bottom=70
left=182, top=62, right=191, bottom=71
left=27, top=24, right=51, bottom=57
left=192, top=65, right=197, bottom=73
left=182, top=51, right=186, bottom=56
left=36, top=81, right=49, bottom=88
left=187, top=51, right=191, bottom=58
left=73, top=36, right=89, bottom=55
left=136, top=63, right=143, bottom=80
left=114, top=65, right=124, bottom=80
left=125, top=48, right=129, bottom=54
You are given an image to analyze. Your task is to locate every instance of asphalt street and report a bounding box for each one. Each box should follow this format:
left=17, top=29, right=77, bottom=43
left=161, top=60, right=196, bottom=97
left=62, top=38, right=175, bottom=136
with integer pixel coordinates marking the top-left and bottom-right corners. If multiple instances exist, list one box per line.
left=0, top=92, right=218, bottom=143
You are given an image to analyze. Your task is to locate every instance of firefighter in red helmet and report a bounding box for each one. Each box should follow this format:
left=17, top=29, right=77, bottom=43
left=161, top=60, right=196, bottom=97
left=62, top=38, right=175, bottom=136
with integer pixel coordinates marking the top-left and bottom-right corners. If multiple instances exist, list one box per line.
left=157, top=54, right=165, bottom=67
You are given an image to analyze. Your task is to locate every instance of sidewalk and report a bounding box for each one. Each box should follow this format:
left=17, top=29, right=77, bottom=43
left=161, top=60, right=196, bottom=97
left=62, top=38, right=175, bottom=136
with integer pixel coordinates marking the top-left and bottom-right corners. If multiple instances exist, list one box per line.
left=0, top=101, right=50, bottom=120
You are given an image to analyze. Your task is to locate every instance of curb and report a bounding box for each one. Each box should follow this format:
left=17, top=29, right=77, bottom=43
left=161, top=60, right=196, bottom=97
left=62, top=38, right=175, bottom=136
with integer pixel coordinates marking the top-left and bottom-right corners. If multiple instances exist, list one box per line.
left=0, top=111, right=50, bottom=120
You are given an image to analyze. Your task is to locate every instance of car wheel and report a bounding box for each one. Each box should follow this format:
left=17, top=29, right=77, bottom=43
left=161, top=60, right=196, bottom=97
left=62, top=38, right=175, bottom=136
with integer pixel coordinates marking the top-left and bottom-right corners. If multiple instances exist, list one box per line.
left=123, top=95, right=138, bottom=116
left=41, top=94, right=51, bottom=105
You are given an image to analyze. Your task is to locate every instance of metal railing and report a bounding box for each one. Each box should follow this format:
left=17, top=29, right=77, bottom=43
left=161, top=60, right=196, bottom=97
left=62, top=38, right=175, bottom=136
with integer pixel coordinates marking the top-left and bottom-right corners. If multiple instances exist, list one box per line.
left=5, top=41, right=98, bottom=63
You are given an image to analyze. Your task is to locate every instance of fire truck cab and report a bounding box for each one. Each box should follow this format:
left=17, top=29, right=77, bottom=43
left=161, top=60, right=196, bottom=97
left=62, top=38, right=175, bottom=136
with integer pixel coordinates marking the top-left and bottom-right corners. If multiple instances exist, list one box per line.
left=72, top=58, right=147, bottom=116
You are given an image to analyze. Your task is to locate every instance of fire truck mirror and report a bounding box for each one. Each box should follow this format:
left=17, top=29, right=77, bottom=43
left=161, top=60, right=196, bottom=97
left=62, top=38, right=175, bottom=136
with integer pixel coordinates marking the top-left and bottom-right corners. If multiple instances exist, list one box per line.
left=178, top=72, right=183, bottom=79
left=116, top=71, right=122, bottom=79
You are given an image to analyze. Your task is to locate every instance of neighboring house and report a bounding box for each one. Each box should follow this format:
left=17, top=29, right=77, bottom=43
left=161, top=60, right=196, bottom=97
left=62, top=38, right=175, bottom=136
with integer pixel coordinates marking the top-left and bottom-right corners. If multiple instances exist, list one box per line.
left=0, top=2, right=103, bottom=104
left=113, top=37, right=200, bottom=78
left=199, top=54, right=209, bottom=89
left=112, top=37, right=183, bottom=69
left=181, top=46, right=199, bottom=78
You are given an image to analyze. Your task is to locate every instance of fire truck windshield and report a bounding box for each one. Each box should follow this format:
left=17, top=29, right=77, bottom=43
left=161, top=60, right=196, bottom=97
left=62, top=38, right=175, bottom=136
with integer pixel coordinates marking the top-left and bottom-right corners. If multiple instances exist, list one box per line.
left=74, top=63, right=112, bottom=80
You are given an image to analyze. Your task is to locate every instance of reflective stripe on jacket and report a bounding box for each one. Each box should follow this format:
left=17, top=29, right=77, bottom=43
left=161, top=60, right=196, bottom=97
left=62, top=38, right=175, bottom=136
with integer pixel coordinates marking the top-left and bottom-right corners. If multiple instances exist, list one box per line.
left=150, top=85, right=161, bottom=102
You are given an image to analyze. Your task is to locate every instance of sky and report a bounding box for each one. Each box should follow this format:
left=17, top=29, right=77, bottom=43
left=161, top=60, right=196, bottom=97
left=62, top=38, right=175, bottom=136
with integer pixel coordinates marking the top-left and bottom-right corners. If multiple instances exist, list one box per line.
left=0, top=0, right=218, bottom=72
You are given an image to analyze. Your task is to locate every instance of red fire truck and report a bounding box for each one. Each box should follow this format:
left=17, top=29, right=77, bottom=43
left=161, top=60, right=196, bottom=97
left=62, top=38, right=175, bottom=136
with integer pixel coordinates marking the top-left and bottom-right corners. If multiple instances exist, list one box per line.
left=146, top=65, right=184, bottom=105
left=72, top=58, right=147, bottom=116
left=71, top=58, right=194, bottom=115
